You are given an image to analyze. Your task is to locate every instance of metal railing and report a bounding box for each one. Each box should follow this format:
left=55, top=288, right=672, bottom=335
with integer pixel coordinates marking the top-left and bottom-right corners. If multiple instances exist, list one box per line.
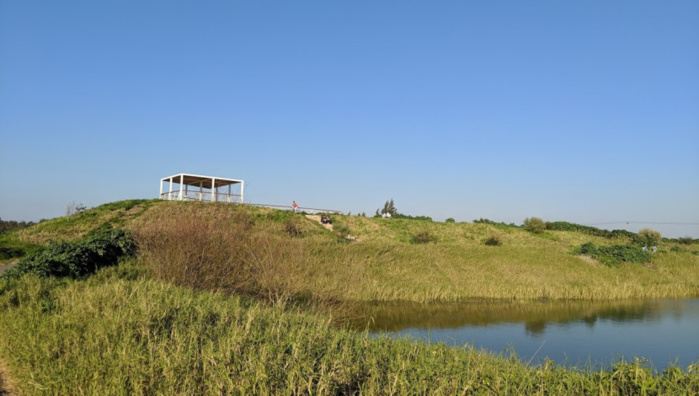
left=159, top=190, right=243, bottom=203
left=159, top=192, right=340, bottom=213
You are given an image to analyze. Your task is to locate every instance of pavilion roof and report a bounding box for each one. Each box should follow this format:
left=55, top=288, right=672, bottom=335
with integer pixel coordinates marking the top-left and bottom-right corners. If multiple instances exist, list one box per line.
left=161, top=173, right=243, bottom=189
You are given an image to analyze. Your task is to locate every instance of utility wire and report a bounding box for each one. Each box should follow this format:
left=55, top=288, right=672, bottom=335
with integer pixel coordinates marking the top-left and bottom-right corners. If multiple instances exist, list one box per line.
left=585, top=221, right=699, bottom=226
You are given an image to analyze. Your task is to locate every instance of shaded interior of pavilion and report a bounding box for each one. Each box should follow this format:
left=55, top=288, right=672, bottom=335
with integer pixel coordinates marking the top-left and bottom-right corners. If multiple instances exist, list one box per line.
left=159, top=173, right=244, bottom=203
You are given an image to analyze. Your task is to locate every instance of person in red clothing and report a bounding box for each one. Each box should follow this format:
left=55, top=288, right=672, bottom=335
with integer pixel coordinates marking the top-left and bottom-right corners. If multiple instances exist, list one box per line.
left=292, top=201, right=299, bottom=213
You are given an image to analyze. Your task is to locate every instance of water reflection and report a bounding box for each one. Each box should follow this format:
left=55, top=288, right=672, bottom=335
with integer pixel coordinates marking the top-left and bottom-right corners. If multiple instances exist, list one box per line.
left=350, top=299, right=699, bottom=370
left=350, top=300, right=657, bottom=332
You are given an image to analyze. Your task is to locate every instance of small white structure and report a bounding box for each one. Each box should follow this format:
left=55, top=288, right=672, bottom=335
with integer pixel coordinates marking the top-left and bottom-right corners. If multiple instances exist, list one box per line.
left=160, top=173, right=244, bottom=203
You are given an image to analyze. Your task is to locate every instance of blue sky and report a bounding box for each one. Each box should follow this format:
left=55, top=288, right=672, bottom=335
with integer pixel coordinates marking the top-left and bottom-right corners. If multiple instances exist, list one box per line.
left=1, top=1, right=698, bottom=237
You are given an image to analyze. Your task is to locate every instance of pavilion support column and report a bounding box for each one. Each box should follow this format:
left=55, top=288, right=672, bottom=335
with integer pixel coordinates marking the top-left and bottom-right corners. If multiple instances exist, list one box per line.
left=211, top=177, right=217, bottom=202
left=227, top=185, right=231, bottom=203
left=178, top=174, right=184, bottom=201
left=168, top=177, right=173, bottom=200
left=240, top=181, right=245, bottom=203
left=199, top=181, right=203, bottom=201
left=159, top=179, right=164, bottom=200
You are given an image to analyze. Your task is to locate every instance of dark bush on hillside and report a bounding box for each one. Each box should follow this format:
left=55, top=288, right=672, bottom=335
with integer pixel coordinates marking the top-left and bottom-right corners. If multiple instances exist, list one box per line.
left=3, top=228, right=135, bottom=279
left=638, top=228, right=661, bottom=247
left=284, top=218, right=304, bottom=237
left=523, top=217, right=546, bottom=234
left=0, top=247, right=25, bottom=260
left=473, top=219, right=519, bottom=228
left=0, top=218, right=35, bottom=233
left=411, top=231, right=437, bottom=244
left=333, top=223, right=351, bottom=241
left=573, top=242, right=651, bottom=267
left=678, top=237, right=695, bottom=245
left=445, top=218, right=455, bottom=223
left=392, top=213, right=433, bottom=221
left=484, top=236, right=501, bottom=246
left=545, top=221, right=637, bottom=240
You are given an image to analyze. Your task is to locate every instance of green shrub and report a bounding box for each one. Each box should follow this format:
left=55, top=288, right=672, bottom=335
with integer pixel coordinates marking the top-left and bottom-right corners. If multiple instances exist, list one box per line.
left=333, top=223, right=351, bottom=240
left=638, top=228, right=661, bottom=247
left=3, top=228, right=135, bottom=279
left=573, top=242, right=651, bottom=267
left=473, top=218, right=519, bottom=228
left=545, top=221, right=637, bottom=240
left=411, top=231, right=437, bottom=244
left=678, top=236, right=695, bottom=245
left=484, top=236, right=501, bottom=246
left=445, top=218, right=455, bottom=223
left=523, top=217, right=546, bottom=234
left=284, top=218, right=304, bottom=237
left=0, top=247, right=25, bottom=260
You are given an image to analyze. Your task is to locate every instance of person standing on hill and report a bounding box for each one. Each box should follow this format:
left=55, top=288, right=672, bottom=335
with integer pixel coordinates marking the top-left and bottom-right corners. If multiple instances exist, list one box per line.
left=292, top=201, right=299, bottom=213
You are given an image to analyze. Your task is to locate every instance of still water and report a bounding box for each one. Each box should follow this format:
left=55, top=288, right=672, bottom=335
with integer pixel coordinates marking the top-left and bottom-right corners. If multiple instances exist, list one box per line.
left=351, top=299, right=699, bottom=370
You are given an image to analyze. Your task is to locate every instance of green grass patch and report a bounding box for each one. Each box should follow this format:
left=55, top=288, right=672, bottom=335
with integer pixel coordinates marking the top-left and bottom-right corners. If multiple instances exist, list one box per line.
left=574, top=242, right=652, bottom=267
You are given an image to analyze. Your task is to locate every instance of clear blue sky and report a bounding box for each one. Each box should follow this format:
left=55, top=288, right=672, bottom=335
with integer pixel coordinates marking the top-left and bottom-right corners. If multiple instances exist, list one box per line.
left=1, top=1, right=698, bottom=238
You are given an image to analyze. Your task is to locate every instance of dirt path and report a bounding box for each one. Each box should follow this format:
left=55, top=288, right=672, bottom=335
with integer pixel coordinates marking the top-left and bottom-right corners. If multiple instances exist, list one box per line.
left=305, top=215, right=359, bottom=241
left=0, top=359, right=14, bottom=396
left=0, top=261, right=18, bottom=276
left=305, top=215, right=334, bottom=231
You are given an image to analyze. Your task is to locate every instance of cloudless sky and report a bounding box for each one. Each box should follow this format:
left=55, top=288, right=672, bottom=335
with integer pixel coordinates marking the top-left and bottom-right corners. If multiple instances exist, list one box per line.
left=1, top=1, right=698, bottom=237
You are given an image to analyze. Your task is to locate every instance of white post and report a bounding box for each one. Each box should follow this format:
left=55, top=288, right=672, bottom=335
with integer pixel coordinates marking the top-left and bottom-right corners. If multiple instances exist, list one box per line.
left=227, top=184, right=231, bottom=203
left=199, top=181, right=203, bottom=201
left=240, top=181, right=244, bottom=203
left=178, top=174, right=184, bottom=201
left=211, top=177, right=217, bottom=202
left=159, top=179, right=164, bottom=199
left=168, top=177, right=173, bottom=200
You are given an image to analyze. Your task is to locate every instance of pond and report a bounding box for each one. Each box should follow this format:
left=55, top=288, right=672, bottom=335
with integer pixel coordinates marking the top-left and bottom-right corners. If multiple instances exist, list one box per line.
left=349, top=299, right=699, bottom=370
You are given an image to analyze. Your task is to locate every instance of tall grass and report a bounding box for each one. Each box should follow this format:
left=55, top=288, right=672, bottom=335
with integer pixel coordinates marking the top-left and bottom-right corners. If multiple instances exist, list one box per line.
left=134, top=204, right=316, bottom=305
left=1, top=270, right=697, bottom=395
left=128, top=203, right=699, bottom=304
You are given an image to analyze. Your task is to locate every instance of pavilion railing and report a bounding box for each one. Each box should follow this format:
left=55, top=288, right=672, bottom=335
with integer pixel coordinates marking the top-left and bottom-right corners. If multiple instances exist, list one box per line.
left=159, top=191, right=340, bottom=213
left=160, top=190, right=243, bottom=203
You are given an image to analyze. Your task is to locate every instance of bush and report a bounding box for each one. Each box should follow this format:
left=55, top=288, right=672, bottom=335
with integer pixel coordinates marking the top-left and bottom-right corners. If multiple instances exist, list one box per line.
left=411, top=231, right=437, bottom=244
left=473, top=219, right=519, bottom=228
left=3, top=228, right=135, bottom=279
left=333, top=223, right=351, bottom=240
left=678, top=236, right=694, bottom=245
left=523, top=217, right=546, bottom=234
left=445, top=218, right=455, bottom=223
left=284, top=218, right=304, bottom=237
left=134, top=206, right=311, bottom=304
left=545, top=221, right=637, bottom=240
left=573, top=242, right=651, bottom=267
left=638, top=228, right=661, bottom=247
left=484, top=236, right=501, bottom=246
left=0, top=247, right=25, bottom=260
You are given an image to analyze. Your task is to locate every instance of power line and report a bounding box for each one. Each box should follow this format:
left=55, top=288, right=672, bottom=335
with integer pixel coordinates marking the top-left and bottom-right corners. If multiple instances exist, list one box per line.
left=585, top=221, right=699, bottom=226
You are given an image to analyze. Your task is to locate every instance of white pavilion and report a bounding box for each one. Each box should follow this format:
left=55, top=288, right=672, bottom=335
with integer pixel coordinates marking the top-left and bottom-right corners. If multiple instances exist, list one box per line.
left=159, top=173, right=244, bottom=203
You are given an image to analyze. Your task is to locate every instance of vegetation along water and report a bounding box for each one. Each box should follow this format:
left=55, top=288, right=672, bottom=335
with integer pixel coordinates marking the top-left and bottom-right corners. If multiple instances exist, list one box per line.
left=0, top=199, right=698, bottom=394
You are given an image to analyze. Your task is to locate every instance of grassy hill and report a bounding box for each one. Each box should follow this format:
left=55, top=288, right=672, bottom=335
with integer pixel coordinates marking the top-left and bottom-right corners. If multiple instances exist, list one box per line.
left=1, top=200, right=698, bottom=394
left=4, top=199, right=698, bottom=303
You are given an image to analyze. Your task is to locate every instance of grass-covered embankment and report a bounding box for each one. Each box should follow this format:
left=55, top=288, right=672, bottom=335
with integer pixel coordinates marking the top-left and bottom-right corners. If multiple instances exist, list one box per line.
left=1, top=200, right=699, bottom=394
left=5, top=200, right=699, bottom=303
left=1, top=265, right=698, bottom=395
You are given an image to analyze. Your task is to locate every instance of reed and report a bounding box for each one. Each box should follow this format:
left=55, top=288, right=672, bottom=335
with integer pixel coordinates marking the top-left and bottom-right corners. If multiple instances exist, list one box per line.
left=1, top=270, right=697, bottom=395
left=125, top=202, right=699, bottom=304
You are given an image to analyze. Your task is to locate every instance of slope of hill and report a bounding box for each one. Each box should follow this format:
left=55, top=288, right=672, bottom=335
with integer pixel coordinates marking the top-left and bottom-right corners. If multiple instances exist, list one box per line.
left=3, top=200, right=698, bottom=302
